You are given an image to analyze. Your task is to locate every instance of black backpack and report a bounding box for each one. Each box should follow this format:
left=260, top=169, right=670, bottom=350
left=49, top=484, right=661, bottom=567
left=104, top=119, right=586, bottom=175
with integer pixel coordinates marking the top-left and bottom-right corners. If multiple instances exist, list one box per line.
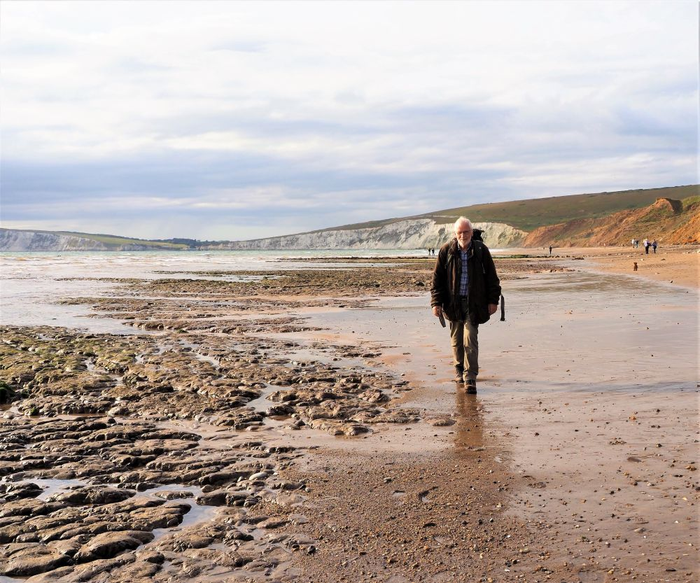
left=472, top=235, right=505, bottom=322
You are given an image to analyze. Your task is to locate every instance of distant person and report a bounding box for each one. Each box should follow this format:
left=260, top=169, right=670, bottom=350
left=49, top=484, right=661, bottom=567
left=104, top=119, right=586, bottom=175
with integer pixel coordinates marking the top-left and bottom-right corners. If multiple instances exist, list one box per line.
left=643, top=239, right=650, bottom=254
left=652, top=240, right=657, bottom=253
left=631, top=238, right=637, bottom=248
left=549, top=246, right=553, bottom=255
left=430, top=217, right=501, bottom=394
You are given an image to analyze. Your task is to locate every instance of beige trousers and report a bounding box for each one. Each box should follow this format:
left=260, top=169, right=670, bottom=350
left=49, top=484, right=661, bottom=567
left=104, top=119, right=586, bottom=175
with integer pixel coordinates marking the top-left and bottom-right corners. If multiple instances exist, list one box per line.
left=449, top=298, right=479, bottom=379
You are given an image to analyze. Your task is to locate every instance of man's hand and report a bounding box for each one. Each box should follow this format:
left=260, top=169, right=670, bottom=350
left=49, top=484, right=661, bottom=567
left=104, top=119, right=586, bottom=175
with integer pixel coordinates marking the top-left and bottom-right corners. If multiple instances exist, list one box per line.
left=432, top=306, right=443, bottom=318
left=488, top=303, right=498, bottom=316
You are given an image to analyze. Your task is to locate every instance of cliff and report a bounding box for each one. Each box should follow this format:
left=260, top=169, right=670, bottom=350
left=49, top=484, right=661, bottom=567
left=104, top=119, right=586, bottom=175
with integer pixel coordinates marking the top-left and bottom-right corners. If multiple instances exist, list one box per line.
left=0, top=230, right=110, bottom=252
left=0, top=220, right=526, bottom=252
left=211, top=220, right=526, bottom=250
left=0, top=229, right=178, bottom=252
left=523, top=197, right=700, bottom=247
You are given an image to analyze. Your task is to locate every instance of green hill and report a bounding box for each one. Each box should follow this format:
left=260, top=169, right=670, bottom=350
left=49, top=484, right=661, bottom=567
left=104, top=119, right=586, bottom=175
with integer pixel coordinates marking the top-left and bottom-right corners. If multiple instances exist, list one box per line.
left=325, top=185, right=698, bottom=233
left=53, top=231, right=190, bottom=249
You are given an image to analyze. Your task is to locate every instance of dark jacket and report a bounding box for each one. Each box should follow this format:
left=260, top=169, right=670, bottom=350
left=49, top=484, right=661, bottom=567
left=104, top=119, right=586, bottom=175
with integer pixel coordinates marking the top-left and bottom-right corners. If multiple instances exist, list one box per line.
left=430, top=238, right=501, bottom=325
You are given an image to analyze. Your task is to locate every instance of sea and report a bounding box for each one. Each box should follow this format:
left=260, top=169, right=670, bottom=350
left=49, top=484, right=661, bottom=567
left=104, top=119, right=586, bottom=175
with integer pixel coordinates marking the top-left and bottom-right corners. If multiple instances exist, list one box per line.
left=0, top=249, right=428, bottom=332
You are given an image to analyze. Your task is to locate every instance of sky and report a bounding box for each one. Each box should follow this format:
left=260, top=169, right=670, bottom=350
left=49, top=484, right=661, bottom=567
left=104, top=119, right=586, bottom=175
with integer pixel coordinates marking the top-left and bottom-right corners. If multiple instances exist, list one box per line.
left=1, top=1, right=697, bottom=241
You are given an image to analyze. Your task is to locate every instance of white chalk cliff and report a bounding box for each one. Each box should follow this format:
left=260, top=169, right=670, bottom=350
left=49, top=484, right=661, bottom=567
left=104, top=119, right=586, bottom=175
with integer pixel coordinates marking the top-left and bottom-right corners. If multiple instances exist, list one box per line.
left=0, top=230, right=108, bottom=252
left=215, top=220, right=526, bottom=250
left=0, top=229, right=155, bottom=252
left=0, top=220, right=526, bottom=252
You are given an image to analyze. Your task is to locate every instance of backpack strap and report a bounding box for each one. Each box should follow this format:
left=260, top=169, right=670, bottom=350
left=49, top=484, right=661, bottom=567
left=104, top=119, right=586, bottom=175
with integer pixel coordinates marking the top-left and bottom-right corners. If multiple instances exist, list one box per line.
left=472, top=240, right=486, bottom=274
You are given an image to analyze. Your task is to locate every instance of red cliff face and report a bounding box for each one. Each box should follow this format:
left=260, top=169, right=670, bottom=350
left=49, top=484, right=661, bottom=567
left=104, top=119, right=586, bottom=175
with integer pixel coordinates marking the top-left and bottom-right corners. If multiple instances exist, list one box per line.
left=522, top=198, right=699, bottom=247
left=651, top=197, right=682, bottom=214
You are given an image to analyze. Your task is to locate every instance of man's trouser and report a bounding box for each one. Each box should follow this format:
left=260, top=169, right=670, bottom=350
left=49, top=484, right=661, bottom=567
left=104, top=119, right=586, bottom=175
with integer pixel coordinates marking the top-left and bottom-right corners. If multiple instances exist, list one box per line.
left=449, top=297, right=479, bottom=380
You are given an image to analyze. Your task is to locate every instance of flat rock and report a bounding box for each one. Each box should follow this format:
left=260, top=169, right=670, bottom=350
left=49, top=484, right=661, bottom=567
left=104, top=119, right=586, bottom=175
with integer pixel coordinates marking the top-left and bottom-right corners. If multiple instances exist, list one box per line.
left=74, top=530, right=154, bottom=562
left=1, top=481, right=44, bottom=500
left=0, top=498, right=65, bottom=519
left=47, top=486, right=135, bottom=506
left=1, top=544, right=73, bottom=577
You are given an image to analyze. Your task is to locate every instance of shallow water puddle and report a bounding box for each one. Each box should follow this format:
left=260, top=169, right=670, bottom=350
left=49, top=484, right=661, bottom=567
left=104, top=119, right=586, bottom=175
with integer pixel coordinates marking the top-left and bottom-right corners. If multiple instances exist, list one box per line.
left=0, top=478, right=221, bottom=542
left=151, top=500, right=219, bottom=542
left=32, top=477, right=87, bottom=499
left=263, top=333, right=384, bottom=373
left=244, top=383, right=283, bottom=413
left=177, top=339, right=222, bottom=367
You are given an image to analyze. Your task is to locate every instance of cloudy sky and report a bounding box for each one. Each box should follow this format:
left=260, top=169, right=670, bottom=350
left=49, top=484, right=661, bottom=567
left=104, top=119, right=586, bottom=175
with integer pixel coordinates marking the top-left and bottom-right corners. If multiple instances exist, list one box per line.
left=1, top=1, right=697, bottom=241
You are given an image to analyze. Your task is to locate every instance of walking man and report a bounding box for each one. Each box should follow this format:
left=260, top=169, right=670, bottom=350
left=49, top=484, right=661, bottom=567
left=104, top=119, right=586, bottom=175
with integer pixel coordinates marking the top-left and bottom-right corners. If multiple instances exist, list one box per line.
left=430, top=217, right=501, bottom=394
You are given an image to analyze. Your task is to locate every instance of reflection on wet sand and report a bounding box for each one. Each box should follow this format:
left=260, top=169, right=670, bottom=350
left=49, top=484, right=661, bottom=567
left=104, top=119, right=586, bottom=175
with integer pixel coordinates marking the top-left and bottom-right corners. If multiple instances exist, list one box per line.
left=454, top=387, right=484, bottom=451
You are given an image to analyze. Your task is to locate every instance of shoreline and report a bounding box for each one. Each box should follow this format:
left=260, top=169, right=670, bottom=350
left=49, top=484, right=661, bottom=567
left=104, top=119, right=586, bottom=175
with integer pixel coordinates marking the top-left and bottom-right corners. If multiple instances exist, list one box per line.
left=500, top=245, right=699, bottom=290
left=0, top=253, right=697, bottom=582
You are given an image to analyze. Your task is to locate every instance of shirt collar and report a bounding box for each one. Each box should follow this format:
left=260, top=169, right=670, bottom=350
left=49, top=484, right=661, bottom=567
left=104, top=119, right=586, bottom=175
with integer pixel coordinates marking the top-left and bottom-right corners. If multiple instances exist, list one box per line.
left=459, top=241, right=472, bottom=255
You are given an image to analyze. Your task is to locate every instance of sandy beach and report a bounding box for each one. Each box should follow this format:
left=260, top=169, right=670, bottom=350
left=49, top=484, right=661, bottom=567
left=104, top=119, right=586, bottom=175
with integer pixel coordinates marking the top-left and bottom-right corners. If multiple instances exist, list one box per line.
left=523, top=245, right=699, bottom=290
left=0, top=248, right=697, bottom=583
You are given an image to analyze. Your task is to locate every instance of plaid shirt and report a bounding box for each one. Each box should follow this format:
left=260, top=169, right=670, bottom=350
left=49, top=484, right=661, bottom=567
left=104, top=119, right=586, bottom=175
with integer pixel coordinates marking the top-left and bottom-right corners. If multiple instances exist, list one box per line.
left=459, top=243, right=470, bottom=296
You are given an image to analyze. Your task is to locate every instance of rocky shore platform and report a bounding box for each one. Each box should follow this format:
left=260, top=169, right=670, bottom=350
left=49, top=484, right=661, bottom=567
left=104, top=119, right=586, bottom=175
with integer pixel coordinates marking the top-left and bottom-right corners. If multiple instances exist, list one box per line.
left=1, top=252, right=697, bottom=582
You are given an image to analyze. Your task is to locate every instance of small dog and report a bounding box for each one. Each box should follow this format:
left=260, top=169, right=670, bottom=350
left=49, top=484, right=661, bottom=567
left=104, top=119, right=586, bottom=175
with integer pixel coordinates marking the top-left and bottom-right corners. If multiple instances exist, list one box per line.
left=633, top=262, right=638, bottom=272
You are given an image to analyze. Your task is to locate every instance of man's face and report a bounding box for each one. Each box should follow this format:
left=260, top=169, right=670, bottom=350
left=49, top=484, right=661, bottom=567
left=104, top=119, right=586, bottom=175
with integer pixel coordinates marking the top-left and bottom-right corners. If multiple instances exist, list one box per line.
left=455, top=222, right=472, bottom=250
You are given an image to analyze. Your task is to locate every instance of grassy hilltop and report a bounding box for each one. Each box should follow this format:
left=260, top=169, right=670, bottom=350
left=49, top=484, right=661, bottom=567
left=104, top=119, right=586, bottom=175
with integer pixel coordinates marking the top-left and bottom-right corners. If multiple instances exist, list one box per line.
left=312, top=184, right=699, bottom=246
left=325, top=185, right=698, bottom=233
left=52, top=231, right=191, bottom=250
left=419, top=185, right=699, bottom=232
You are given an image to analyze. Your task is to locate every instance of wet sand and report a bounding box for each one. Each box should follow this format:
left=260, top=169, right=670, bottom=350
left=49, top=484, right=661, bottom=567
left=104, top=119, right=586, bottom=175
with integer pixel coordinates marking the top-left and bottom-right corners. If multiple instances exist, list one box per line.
left=285, top=265, right=698, bottom=582
left=0, top=250, right=697, bottom=582
left=508, top=245, right=699, bottom=290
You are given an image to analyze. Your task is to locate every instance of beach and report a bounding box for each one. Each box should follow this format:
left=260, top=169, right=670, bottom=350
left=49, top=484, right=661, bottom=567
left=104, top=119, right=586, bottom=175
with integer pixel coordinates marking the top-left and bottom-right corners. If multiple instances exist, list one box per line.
left=0, top=248, right=697, bottom=583
left=536, top=245, right=698, bottom=289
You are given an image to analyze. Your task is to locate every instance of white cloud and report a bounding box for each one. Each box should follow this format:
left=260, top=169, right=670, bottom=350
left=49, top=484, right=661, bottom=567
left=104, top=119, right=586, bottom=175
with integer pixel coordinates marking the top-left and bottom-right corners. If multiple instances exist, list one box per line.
left=1, top=0, right=697, bottom=239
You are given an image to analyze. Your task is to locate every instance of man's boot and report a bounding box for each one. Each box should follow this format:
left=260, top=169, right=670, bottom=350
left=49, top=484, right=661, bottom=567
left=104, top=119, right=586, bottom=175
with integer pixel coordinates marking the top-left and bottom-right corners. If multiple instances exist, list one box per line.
left=454, top=366, right=464, bottom=382
left=464, top=375, right=477, bottom=394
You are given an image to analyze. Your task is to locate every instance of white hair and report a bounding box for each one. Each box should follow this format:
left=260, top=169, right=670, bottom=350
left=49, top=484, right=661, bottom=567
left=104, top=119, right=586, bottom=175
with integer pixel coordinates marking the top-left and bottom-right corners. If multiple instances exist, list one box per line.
left=453, top=217, right=473, bottom=233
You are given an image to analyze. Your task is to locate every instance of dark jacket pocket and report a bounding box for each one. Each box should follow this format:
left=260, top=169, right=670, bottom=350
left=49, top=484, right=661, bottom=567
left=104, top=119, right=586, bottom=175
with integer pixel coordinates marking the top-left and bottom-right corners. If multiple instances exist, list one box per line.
left=475, top=305, right=490, bottom=324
